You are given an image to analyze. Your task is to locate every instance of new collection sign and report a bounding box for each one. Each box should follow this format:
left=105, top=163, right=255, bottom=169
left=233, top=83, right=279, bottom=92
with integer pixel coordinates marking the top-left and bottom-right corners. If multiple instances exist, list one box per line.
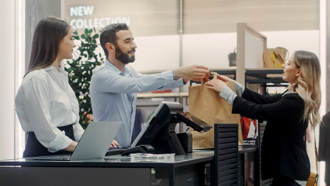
left=65, top=0, right=178, bottom=37
left=69, top=6, right=130, bottom=29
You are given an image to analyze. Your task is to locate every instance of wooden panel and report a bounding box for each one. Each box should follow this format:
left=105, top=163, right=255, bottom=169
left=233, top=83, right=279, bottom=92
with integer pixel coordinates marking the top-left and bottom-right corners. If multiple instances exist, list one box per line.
left=25, top=0, right=61, bottom=72
left=236, top=23, right=267, bottom=85
left=184, top=0, right=319, bottom=34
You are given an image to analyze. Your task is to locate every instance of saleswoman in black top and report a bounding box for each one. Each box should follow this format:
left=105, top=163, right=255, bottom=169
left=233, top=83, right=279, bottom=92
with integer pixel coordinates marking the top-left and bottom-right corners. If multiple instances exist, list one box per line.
left=205, top=50, right=320, bottom=186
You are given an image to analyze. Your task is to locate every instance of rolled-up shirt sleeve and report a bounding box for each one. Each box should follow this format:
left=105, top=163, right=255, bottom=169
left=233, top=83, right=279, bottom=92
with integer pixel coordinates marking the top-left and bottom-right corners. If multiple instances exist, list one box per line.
left=73, top=122, right=84, bottom=142
left=219, top=86, right=237, bottom=106
left=234, top=81, right=245, bottom=96
left=21, top=77, right=72, bottom=152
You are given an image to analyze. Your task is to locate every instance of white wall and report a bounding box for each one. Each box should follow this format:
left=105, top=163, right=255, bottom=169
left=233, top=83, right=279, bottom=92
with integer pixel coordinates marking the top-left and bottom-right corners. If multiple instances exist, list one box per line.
left=0, top=0, right=15, bottom=159
left=183, top=32, right=236, bottom=68
left=262, top=30, right=319, bottom=61
left=129, top=35, right=180, bottom=72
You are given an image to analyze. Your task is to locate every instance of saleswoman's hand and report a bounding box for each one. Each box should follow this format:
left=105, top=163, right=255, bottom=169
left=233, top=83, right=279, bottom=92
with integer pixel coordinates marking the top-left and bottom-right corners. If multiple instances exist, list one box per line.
left=110, top=140, right=119, bottom=148
left=205, top=79, right=228, bottom=93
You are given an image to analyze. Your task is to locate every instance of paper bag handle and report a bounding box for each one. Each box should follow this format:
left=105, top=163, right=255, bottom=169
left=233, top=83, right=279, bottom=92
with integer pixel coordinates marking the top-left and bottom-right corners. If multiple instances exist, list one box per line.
left=201, top=72, right=218, bottom=84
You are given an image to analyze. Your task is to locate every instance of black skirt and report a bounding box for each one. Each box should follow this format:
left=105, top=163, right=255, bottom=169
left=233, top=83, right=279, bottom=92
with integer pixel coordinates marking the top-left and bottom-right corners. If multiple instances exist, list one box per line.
left=23, top=124, right=75, bottom=158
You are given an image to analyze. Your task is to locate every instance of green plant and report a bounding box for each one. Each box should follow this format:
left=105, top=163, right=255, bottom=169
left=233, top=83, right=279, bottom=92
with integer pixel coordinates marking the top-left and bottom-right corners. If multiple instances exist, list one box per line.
left=65, top=28, right=104, bottom=129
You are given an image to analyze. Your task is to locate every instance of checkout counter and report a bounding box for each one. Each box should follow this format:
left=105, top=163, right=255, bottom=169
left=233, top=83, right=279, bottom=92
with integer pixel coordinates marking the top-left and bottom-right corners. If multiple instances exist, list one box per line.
left=0, top=102, right=263, bottom=186
left=0, top=151, right=214, bottom=186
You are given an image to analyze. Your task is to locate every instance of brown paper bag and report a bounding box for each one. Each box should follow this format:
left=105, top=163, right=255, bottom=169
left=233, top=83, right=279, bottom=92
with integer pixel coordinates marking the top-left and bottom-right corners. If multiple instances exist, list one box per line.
left=189, top=80, right=243, bottom=149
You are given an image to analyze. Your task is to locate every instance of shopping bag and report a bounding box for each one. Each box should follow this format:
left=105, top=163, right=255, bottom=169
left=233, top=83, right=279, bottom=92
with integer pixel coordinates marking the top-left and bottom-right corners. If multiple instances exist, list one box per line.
left=263, top=47, right=288, bottom=68
left=306, top=173, right=318, bottom=186
left=228, top=48, right=237, bottom=67
left=188, top=78, right=243, bottom=149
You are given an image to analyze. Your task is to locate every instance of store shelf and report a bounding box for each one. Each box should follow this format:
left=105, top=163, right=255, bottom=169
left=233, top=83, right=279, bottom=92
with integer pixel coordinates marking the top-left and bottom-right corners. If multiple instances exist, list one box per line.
left=137, top=93, right=180, bottom=99
left=137, top=68, right=285, bottom=100
left=179, top=92, right=189, bottom=97
left=246, top=78, right=286, bottom=84
left=245, top=68, right=283, bottom=75
left=211, top=67, right=236, bottom=75
left=245, top=68, right=286, bottom=85
left=138, top=67, right=236, bottom=75
left=137, top=92, right=189, bottom=99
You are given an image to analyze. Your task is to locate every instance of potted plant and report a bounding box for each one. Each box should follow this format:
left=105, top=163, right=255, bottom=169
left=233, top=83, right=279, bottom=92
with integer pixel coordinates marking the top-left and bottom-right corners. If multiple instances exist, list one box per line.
left=65, top=28, right=104, bottom=129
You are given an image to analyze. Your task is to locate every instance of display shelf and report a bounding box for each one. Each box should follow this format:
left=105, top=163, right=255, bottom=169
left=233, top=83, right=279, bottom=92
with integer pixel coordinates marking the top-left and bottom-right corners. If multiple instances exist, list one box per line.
left=245, top=68, right=286, bottom=85
left=137, top=93, right=180, bottom=99
left=138, top=67, right=236, bottom=75
left=179, top=92, right=188, bottom=97
left=211, top=67, right=236, bottom=75
left=136, top=92, right=189, bottom=99
left=245, top=68, right=283, bottom=75
left=246, top=78, right=286, bottom=84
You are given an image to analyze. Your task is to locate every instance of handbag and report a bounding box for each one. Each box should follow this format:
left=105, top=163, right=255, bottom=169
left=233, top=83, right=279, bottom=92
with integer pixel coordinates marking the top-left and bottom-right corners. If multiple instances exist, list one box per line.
left=263, top=47, right=288, bottom=68
left=228, top=48, right=237, bottom=67
left=306, top=131, right=319, bottom=186
left=188, top=72, right=243, bottom=149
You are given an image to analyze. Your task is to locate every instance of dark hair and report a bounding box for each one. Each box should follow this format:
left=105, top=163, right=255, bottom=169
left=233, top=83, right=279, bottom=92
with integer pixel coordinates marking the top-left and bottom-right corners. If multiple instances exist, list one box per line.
left=26, top=16, right=70, bottom=75
left=100, top=23, right=129, bottom=57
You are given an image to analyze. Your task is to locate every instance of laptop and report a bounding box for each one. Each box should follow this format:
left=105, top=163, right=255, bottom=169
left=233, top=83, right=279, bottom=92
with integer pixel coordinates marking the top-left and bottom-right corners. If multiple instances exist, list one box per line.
left=32, top=121, right=122, bottom=161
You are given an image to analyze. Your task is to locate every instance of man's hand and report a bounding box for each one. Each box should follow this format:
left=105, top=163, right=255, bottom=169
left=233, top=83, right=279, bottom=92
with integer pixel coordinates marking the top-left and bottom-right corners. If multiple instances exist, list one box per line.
left=173, top=65, right=209, bottom=83
left=110, top=140, right=119, bottom=148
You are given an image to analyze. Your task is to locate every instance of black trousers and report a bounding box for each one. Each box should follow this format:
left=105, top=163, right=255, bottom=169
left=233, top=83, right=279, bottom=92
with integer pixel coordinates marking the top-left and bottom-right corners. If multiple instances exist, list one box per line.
left=272, top=176, right=301, bottom=186
left=23, top=124, right=75, bottom=158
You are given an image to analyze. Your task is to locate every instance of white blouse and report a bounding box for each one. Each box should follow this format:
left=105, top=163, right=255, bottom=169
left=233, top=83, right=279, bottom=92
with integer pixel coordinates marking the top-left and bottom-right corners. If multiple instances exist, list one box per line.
left=15, top=66, right=84, bottom=152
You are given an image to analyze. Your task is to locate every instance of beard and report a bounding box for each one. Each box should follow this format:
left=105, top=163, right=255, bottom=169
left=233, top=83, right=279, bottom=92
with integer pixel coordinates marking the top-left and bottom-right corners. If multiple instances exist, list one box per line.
left=115, top=44, right=136, bottom=64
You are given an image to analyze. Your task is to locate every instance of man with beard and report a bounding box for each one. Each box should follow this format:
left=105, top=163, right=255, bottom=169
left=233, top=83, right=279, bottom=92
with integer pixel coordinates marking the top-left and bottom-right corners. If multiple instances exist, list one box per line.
left=90, top=23, right=209, bottom=148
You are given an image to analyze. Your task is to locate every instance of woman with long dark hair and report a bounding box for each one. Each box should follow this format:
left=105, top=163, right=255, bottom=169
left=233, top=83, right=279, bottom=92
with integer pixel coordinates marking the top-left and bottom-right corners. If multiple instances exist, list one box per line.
left=15, top=17, right=118, bottom=157
left=206, top=50, right=321, bottom=185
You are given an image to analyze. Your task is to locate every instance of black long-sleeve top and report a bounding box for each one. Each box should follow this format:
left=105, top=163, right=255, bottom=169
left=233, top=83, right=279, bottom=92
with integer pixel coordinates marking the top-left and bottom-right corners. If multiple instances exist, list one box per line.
left=232, top=88, right=310, bottom=180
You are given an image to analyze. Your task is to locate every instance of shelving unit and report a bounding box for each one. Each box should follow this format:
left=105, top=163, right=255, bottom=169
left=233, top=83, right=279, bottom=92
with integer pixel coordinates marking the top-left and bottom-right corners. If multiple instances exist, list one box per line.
left=245, top=68, right=286, bottom=85
left=137, top=92, right=189, bottom=105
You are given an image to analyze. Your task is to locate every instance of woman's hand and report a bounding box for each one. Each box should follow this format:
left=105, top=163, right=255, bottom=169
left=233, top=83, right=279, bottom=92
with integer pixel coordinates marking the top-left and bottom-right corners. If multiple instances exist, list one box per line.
left=110, top=140, right=119, bottom=148
left=205, top=79, right=228, bottom=93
